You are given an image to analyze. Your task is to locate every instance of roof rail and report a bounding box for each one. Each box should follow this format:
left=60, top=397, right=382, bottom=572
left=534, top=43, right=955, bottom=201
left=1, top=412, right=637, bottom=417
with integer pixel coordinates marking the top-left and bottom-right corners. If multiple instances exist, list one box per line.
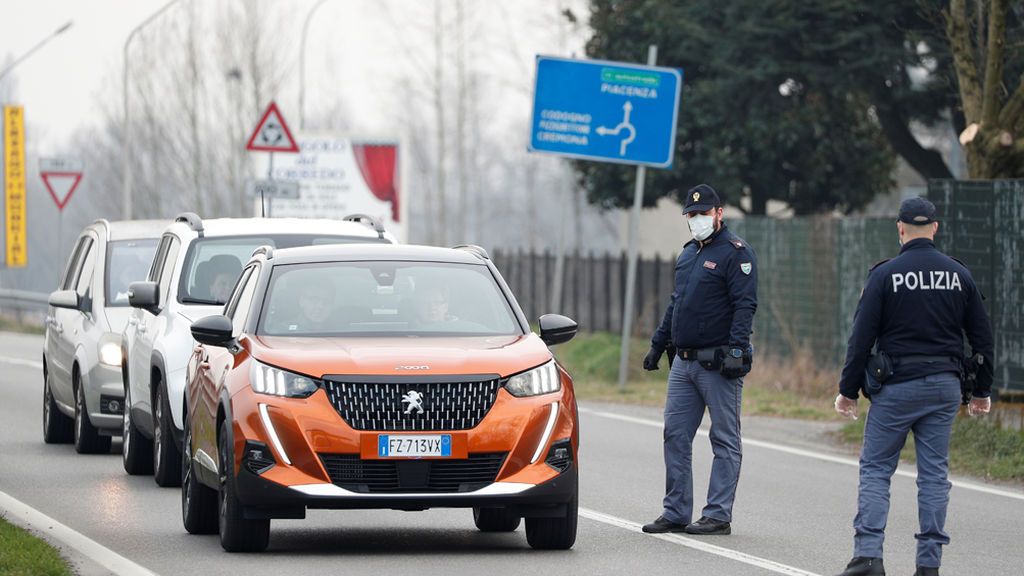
left=452, top=244, right=490, bottom=260
left=175, top=212, right=204, bottom=237
left=92, top=218, right=111, bottom=241
left=342, top=213, right=386, bottom=240
left=251, top=245, right=274, bottom=260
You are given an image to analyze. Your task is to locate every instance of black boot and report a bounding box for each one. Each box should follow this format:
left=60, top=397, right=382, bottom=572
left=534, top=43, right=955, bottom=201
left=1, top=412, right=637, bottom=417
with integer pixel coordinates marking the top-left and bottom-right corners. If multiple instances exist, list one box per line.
left=914, top=567, right=939, bottom=576
left=683, top=516, right=731, bottom=535
left=641, top=515, right=688, bottom=534
left=835, top=557, right=885, bottom=576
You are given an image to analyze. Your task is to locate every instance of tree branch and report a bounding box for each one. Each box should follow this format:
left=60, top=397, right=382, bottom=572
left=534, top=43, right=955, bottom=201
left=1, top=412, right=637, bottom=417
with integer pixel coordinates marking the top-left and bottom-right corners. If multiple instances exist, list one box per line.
left=870, top=87, right=954, bottom=179
left=981, top=0, right=1007, bottom=128
left=999, top=73, right=1024, bottom=131
left=945, top=0, right=983, bottom=122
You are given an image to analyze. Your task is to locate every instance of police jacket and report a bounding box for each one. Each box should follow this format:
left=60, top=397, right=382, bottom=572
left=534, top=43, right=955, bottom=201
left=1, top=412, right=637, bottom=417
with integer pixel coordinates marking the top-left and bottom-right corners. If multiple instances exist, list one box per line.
left=839, top=238, right=994, bottom=399
left=651, top=224, right=757, bottom=352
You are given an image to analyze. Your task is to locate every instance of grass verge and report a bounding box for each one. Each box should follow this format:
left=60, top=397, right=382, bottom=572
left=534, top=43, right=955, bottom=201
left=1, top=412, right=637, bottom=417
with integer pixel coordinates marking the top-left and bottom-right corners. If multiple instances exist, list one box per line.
left=0, top=516, right=72, bottom=576
left=553, top=331, right=838, bottom=420
left=838, top=414, right=1024, bottom=482
left=0, top=317, right=45, bottom=335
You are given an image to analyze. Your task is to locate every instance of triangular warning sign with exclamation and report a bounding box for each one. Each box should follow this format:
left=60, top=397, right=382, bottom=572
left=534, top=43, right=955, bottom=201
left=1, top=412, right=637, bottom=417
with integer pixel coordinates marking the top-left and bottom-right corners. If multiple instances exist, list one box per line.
left=41, top=172, right=83, bottom=210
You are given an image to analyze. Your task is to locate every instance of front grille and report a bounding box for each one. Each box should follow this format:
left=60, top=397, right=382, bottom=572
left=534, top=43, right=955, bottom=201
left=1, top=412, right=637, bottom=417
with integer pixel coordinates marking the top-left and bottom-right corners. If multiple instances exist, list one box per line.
left=319, top=453, right=507, bottom=493
left=322, top=378, right=501, bottom=431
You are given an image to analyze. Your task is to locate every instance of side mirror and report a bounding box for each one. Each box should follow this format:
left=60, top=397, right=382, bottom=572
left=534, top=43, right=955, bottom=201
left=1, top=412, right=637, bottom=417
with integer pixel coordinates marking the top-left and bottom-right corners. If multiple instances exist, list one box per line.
left=191, top=315, right=234, bottom=348
left=128, top=281, right=160, bottom=315
left=539, top=314, right=577, bottom=346
left=48, top=290, right=81, bottom=310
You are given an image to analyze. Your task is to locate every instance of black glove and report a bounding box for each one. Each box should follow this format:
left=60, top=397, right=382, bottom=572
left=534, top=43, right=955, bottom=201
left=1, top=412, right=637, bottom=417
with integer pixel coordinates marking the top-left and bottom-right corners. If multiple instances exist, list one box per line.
left=643, top=347, right=664, bottom=371
left=720, top=347, right=751, bottom=379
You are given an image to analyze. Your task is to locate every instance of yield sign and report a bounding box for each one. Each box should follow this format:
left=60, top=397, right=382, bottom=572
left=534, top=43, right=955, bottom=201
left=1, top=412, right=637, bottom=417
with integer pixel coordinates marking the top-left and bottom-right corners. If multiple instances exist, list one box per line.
left=39, top=158, right=84, bottom=211
left=246, top=101, right=299, bottom=152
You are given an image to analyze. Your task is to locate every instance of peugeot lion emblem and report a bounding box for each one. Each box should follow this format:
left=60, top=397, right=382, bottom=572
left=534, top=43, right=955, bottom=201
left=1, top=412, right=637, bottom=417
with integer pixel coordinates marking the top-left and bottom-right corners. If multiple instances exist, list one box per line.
left=402, top=391, right=425, bottom=415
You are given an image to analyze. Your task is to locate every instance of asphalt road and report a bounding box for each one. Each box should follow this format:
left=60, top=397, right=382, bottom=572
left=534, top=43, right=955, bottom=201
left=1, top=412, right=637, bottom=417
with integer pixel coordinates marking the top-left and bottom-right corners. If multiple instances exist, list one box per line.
left=2, top=331, right=1022, bottom=576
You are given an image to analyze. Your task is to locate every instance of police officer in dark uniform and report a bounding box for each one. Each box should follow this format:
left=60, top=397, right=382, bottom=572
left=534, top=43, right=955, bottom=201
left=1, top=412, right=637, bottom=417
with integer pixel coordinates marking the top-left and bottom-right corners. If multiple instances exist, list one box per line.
left=640, top=184, right=757, bottom=536
left=834, top=197, right=994, bottom=576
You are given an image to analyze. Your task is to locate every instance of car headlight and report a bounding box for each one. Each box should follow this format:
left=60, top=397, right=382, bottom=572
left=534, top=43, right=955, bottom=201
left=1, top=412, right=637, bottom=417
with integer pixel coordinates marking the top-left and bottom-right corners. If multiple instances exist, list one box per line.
left=250, top=361, right=321, bottom=398
left=504, top=360, right=561, bottom=397
left=98, top=334, right=122, bottom=367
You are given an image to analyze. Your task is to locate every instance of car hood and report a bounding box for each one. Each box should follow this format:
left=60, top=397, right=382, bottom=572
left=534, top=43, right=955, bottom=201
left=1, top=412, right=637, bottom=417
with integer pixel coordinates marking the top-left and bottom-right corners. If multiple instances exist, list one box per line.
left=102, top=307, right=133, bottom=332
left=178, top=305, right=224, bottom=324
left=247, top=333, right=553, bottom=379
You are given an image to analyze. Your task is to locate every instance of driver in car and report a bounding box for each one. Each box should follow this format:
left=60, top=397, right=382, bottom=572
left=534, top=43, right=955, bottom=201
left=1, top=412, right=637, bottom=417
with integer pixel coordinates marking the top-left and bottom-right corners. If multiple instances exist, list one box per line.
left=288, top=282, right=337, bottom=333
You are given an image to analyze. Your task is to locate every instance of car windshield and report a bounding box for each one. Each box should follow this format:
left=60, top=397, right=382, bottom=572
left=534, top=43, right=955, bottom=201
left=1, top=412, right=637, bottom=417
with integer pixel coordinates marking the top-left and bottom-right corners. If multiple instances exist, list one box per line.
left=178, top=234, right=387, bottom=305
left=258, top=261, right=521, bottom=337
left=106, top=239, right=159, bottom=306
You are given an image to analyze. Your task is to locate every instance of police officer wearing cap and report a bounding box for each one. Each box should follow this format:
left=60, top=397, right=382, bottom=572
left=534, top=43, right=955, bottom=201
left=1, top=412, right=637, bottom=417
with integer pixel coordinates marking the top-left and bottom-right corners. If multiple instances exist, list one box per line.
left=641, top=184, right=757, bottom=536
left=834, top=197, right=994, bottom=576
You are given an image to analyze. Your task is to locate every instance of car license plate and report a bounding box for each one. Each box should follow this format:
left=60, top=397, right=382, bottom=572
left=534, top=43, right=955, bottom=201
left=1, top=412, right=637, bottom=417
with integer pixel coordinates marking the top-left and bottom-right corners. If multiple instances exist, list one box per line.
left=377, top=434, right=451, bottom=458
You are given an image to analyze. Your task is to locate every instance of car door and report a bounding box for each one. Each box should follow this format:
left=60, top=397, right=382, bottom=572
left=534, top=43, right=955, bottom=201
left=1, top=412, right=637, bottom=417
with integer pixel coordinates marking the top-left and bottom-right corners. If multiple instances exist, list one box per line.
left=128, top=235, right=175, bottom=424
left=50, top=235, right=95, bottom=407
left=197, top=265, right=258, bottom=462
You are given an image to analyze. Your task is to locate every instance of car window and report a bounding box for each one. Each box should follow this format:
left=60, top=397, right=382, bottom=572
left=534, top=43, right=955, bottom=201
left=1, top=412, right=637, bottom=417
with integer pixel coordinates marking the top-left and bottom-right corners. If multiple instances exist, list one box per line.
left=158, top=238, right=181, bottom=306
left=74, top=238, right=97, bottom=297
left=228, top=266, right=259, bottom=337
left=258, top=261, right=520, bottom=337
left=106, top=239, right=160, bottom=306
left=60, top=237, right=89, bottom=290
left=177, top=234, right=384, bottom=306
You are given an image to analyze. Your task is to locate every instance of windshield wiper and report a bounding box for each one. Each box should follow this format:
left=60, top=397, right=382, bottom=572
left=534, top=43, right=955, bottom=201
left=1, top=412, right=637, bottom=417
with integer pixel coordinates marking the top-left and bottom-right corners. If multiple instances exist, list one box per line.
left=181, top=296, right=223, bottom=305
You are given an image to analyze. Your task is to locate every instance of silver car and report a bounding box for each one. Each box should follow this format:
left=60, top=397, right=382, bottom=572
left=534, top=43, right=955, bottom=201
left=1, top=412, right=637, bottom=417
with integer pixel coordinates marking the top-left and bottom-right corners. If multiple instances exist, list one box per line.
left=43, top=219, right=163, bottom=453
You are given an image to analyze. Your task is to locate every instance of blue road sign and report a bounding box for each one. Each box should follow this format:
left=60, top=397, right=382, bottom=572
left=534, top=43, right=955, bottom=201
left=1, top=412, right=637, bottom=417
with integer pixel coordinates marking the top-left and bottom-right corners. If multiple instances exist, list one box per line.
left=529, top=55, right=682, bottom=168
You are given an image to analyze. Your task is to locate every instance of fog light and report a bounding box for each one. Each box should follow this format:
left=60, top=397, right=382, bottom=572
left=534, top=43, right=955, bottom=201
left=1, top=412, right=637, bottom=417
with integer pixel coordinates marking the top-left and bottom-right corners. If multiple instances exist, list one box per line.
left=243, top=440, right=276, bottom=475
left=545, top=439, right=573, bottom=472
left=100, top=395, right=124, bottom=415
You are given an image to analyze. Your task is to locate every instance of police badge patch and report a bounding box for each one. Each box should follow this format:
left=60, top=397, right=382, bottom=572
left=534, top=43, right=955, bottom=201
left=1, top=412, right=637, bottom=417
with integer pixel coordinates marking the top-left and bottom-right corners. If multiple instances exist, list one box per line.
left=740, top=262, right=752, bottom=275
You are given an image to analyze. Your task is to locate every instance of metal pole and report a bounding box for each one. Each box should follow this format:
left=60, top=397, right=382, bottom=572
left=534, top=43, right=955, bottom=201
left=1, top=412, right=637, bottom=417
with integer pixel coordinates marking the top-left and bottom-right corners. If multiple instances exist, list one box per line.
left=300, top=0, right=330, bottom=131
left=0, top=21, right=73, bottom=83
left=617, top=44, right=657, bottom=390
left=121, top=0, right=180, bottom=220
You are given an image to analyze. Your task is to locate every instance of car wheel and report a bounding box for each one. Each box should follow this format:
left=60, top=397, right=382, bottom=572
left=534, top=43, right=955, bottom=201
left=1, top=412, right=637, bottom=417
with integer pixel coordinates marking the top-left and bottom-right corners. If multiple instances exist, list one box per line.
left=122, top=382, right=154, bottom=475
left=218, top=419, right=270, bottom=552
left=182, top=411, right=217, bottom=534
left=153, top=380, right=182, bottom=487
left=74, top=371, right=112, bottom=454
left=473, top=507, right=521, bottom=532
left=42, top=364, right=73, bottom=444
left=525, top=488, right=578, bottom=550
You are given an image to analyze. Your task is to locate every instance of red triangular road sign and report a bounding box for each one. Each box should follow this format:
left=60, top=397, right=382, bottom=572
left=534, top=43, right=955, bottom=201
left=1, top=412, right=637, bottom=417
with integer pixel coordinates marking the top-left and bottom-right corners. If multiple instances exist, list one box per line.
left=41, top=172, right=83, bottom=211
left=246, top=101, right=299, bottom=152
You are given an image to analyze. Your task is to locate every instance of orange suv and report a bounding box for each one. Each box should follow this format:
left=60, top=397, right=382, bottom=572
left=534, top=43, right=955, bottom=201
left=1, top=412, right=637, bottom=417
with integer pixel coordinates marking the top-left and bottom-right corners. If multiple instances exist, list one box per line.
left=182, top=243, right=579, bottom=552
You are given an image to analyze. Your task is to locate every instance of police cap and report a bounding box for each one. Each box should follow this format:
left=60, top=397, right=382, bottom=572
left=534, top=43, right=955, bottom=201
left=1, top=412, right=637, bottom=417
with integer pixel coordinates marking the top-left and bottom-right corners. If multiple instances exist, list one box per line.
left=682, top=184, right=721, bottom=215
left=898, top=196, right=937, bottom=225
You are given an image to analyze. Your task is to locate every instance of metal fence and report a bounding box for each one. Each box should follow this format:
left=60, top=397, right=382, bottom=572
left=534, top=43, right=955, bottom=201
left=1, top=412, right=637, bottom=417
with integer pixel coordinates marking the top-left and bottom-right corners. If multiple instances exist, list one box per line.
left=930, top=179, right=1024, bottom=395
left=494, top=198, right=1022, bottom=394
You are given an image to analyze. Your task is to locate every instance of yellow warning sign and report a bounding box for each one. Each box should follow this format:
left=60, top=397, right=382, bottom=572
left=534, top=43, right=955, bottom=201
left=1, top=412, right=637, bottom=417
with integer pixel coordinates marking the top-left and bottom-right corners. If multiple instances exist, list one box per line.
left=4, top=106, right=27, bottom=267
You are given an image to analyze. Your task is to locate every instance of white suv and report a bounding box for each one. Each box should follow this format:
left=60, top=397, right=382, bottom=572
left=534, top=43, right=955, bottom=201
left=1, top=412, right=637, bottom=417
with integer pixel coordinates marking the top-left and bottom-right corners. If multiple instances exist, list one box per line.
left=122, top=213, right=395, bottom=486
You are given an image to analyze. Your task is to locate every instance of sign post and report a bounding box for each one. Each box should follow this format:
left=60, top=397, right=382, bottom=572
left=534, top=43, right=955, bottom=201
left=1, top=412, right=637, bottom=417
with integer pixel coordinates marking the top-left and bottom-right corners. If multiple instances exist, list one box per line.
left=246, top=101, right=300, bottom=217
left=528, top=48, right=681, bottom=390
left=4, top=106, right=28, bottom=268
left=39, top=157, right=84, bottom=267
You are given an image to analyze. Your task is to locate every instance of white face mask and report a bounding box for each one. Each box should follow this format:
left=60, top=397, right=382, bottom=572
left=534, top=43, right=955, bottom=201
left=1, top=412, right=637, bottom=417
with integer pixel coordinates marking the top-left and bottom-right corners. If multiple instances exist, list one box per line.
left=687, top=214, right=715, bottom=241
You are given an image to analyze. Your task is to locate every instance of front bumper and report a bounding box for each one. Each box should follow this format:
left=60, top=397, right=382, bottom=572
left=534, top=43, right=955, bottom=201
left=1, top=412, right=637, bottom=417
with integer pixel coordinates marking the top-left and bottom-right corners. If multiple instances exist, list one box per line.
left=84, top=362, right=125, bottom=432
left=235, top=462, right=578, bottom=519
left=225, top=373, right=579, bottom=519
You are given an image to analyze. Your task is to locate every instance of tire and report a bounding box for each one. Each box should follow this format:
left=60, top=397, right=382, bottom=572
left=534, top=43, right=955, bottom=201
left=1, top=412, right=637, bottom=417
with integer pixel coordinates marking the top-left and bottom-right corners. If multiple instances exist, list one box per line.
left=525, top=488, right=578, bottom=550
left=42, top=363, right=73, bottom=444
left=473, top=507, right=521, bottom=532
left=218, top=419, right=270, bottom=552
left=182, top=411, right=217, bottom=535
left=122, top=380, right=154, bottom=475
left=153, top=380, right=182, bottom=487
left=74, top=370, right=112, bottom=454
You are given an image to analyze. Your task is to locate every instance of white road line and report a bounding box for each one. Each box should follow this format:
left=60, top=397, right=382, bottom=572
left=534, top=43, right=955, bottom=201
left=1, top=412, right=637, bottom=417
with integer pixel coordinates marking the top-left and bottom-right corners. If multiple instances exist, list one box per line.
left=0, top=489, right=159, bottom=576
left=580, top=507, right=821, bottom=576
left=579, top=407, right=1024, bottom=502
left=0, top=356, right=43, bottom=370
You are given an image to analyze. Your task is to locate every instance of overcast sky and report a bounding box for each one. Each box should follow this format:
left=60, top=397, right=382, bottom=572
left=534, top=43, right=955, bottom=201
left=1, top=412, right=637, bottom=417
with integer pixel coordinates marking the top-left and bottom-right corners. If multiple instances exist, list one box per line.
left=1, top=0, right=590, bottom=154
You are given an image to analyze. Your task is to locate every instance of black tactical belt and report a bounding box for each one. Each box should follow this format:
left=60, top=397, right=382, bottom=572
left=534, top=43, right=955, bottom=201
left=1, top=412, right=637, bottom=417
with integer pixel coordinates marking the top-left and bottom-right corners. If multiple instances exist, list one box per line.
left=897, top=355, right=960, bottom=366
left=677, top=347, right=720, bottom=360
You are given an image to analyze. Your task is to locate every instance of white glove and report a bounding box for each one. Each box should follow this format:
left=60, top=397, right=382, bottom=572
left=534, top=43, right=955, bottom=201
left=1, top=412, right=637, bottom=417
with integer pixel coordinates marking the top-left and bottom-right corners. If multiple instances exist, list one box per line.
left=967, top=396, right=991, bottom=417
left=834, top=394, right=858, bottom=420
